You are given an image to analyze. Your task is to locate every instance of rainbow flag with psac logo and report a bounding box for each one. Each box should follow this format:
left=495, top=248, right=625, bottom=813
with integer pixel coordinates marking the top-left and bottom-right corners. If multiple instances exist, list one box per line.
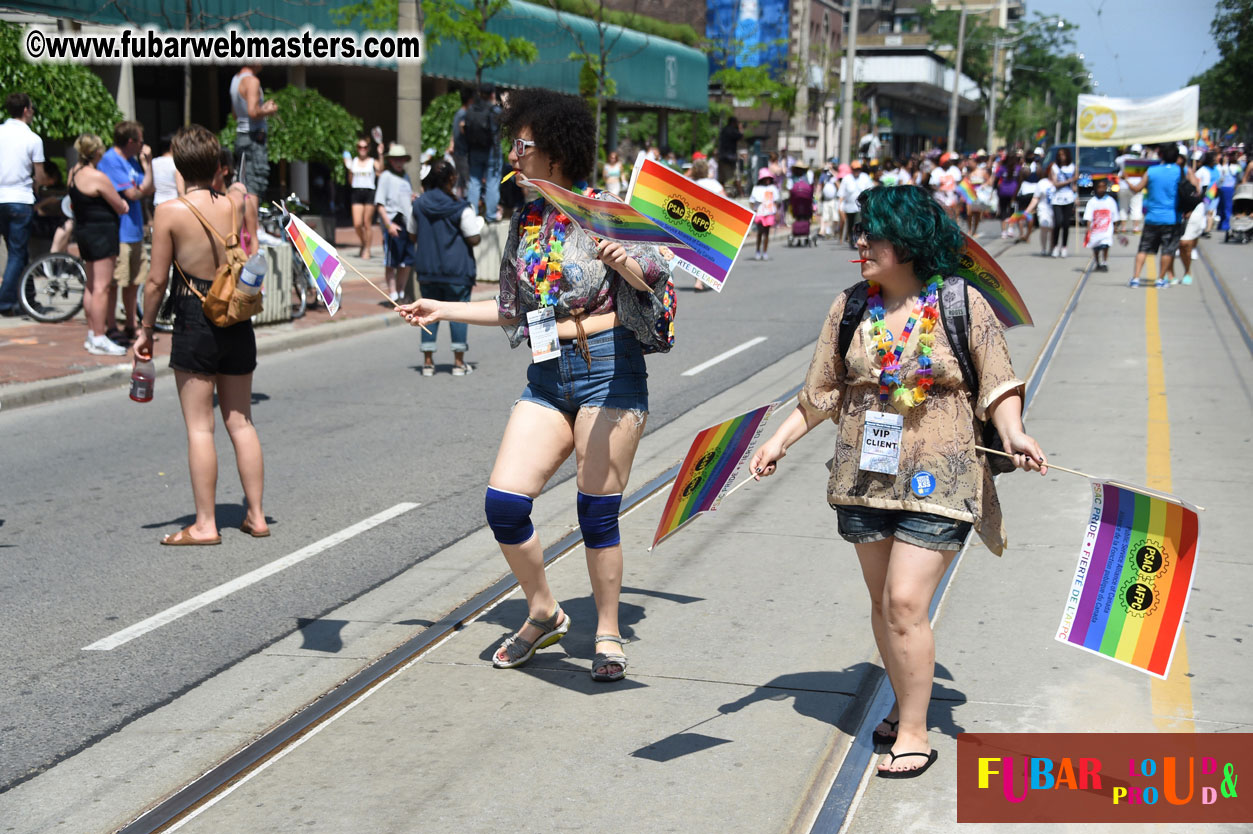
left=955, top=233, right=1033, bottom=328
left=1056, top=481, right=1200, bottom=679
left=522, top=176, right=689, bottom=249
left=626, top=153, right=756, bottom=291
left=650, top=403, right=779, bottom=550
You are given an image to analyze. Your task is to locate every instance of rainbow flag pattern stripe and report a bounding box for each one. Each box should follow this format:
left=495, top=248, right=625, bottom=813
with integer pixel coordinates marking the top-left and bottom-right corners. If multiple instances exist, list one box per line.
left=1056, top=481, right=1200, bottom=679
left=285, top=213, right=344, bottom=316
left=956, top=180, right=978, bottom=205
left=626, top=153, right=755, bottom=291
left=524, top=178, right=689, bottom=249
left=651, top=403, right=778, bottom=550
left=1121, top=159, right=1153, bottom=178
left=1034, top=128, right=1048, bottom=142
left=954, top=233, right=1033, bottom=328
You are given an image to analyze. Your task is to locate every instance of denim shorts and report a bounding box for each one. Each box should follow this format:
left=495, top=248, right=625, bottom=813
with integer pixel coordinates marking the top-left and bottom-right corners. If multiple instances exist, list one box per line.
left=518, top=326, right=648, bottom=417
left=834, top=504, right=972, bottom=552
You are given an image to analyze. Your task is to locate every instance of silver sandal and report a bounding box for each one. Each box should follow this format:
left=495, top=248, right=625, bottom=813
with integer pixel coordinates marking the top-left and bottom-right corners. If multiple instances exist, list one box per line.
left=492, top=604, right=570, bottom=669
left=591, top=634, right=628, bottom=682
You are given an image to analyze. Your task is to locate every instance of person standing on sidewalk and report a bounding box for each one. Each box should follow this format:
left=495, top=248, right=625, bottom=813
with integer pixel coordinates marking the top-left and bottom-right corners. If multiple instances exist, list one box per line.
left=750, top=185, right=1046, bottom=777
left=374, top=144, right=415, bottom=302
left=0, top=92, right=52, bottom=317
left=68, top=133, right=128, bottom=355
left=1047, top=147, right=1077, bottom=257
left=229, top=65, right=277, bottom=198
left=463, top=84, right=502, bottom=221
left=398, top=89, right=672, bottom=683
left=133, top=124, right=268, bottom=546
left=413, top=159, right=483, bottom=376
left=344, top=135, right=384, bottom=258
left=98, top=120, right=154, bottom=344
left=1127, top=144, right=1197, bottom=288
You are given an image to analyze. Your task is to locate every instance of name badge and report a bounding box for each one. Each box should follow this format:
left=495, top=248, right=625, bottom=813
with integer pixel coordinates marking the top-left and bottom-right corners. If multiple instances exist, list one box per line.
left=527, top=307, right=560, bottom=363
left=859, top=410, right=904, bottom=475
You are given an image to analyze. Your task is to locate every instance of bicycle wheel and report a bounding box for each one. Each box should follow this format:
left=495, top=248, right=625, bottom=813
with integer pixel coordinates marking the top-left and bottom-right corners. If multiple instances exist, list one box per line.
left=290, top=261, right=308, bottom=319
left=19, top=253, right=86, bottom=322
left=136, top=278, right=175, bottom=333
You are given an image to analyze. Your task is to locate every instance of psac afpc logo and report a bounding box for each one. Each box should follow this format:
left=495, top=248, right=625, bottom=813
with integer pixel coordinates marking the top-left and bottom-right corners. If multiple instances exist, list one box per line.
left=957, top=733, right=1249, bottom=824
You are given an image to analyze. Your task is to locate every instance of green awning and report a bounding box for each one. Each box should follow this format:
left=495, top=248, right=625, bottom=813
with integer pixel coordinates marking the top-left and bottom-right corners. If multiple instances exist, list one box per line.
left=5, top=0, right=708, bottom=111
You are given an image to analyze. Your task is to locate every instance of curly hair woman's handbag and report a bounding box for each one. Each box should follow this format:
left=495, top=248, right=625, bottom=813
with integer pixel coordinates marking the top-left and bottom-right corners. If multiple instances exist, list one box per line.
left=174, top=196, right=263, bottom=327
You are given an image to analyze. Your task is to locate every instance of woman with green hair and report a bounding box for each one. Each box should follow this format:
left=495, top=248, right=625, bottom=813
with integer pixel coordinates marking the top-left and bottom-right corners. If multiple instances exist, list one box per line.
left=750, top=184, right=1046, bottom=778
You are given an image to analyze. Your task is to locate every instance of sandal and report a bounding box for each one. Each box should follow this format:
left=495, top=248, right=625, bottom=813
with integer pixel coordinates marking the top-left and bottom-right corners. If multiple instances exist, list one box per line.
left=492, top=604, right=570, bottom=669
left=875, top=749, right=938, bottom=779
left=871, top=717, right=899, bottom=749
left=591, top=634, right=628, bottom=682
left=240, top=518, right=270, bottom=538
left=161, top=526, right=221, bottom=546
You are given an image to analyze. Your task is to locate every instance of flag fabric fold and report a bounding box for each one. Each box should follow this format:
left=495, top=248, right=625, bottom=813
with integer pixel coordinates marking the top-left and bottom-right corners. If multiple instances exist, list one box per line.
left=955, top=233, right=1033, bottom=328
left=284, top=213, right=345, bottom=316
left=522, top=177, right=691, bottom=249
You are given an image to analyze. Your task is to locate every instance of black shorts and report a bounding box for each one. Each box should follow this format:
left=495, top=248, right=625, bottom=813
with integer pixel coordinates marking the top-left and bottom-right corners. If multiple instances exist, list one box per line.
left=169, top=292, right=257, bottom=376
left=1015, top=194, right=1032, bottom=212
left=75, top=222, right=119, bottom=262
left=350, top=187, right=375, bottom=205
left=1138, top=222, right=1182, bottom=255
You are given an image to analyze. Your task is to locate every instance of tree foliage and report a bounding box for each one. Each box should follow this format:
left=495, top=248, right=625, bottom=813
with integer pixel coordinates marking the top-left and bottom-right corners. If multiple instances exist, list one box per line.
left=1190, top=0, right=1253, bottom=136
left=919, top=4, right=997, bottom=101
left=424, top=0, right=538, bottom=85
left=219, top=86, right=362, bottom=184
left=996, top=14, right=1090, bottom=149
left=549, top=0, right=698, bottom=45
left=0, top=21, right=123, bottom=143
left=421, top=91, right=462, bottom=156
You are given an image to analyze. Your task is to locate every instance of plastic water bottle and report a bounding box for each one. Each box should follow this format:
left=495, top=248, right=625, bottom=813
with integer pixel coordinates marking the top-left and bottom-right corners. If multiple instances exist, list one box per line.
left=129, top=357, right=155, bottom=403
left=239, top=252, right=267, bottom=296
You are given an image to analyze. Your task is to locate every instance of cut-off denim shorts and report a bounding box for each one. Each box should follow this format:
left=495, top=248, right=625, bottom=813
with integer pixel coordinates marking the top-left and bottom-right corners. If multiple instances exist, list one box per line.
left=834, top=504, right=972, bottom=552
left=518, top=326, right=649, bottom=417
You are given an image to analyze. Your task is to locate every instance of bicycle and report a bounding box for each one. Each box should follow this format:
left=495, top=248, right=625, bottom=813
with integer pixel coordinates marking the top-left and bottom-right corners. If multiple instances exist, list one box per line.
left=258, top=195, right=313, bottom=320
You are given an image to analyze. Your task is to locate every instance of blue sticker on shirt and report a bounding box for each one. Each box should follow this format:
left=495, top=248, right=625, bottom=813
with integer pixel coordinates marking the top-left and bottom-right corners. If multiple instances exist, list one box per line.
left=911, top=471, right=936, bottom=498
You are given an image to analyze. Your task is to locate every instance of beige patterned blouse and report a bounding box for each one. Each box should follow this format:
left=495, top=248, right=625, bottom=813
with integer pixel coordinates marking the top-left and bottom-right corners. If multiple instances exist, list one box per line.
left=798, top=283, right=1024, bottom=555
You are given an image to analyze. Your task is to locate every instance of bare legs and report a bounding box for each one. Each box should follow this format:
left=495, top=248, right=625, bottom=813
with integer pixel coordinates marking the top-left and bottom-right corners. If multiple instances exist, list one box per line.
left=855, top=538, right=958, bottom=775
left=488, top=402, right=645, bottom=676
left=82, top=256, right=116, bottom=340
left=172, top=370, right=266, bottom=540
left=352, top=202, right=375, bottom=258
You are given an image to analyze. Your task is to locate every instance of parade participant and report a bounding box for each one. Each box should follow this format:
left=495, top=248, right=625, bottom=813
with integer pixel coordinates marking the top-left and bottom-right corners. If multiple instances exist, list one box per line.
left=67, top=133, right=128, bottom=355
left=749, top=185, right=1046, bottom=777
left=98, top=120, right=154, bottom=344
left=993, top=150, right=1022, bottom=237
left=397, top=89, right=671, bottom=682
left=375, top=144, right=415, bottom=302
left=1048, top=147, right=1078, bottom=257
left=1083, top=176, right=1118, bottom=272
left=602, top=150, right=624, bottom=198
left=344, top=135, right=384, bottom=258
left=134, top=124, right=268, bottom=545
left=750, top=168, right=779, bottom=261
left=687, top=158, right=724, bottom=291
left=1127, top=144, right=1196, bottom=288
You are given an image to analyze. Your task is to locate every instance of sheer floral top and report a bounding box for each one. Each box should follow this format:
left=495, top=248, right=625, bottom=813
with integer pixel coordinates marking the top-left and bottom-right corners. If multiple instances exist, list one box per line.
left=798, top=284, right=1024, bottom=555
left=496, top=193, right=671, bottom=349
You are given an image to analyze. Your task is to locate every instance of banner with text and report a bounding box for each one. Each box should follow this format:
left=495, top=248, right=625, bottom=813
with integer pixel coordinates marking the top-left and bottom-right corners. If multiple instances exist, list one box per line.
left=1076, top=86, right=1198, bottom=147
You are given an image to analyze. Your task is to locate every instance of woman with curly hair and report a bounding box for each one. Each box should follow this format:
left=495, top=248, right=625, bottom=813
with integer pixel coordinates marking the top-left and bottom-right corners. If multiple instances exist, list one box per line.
left=749, top=185, right=1046, bottom=777
left=398, top=89, right=672, bottom=682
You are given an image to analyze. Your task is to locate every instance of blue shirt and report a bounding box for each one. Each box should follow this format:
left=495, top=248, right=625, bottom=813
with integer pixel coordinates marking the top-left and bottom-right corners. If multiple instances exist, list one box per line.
left=1143, top=163, right=1180, bottom=226
left=98, top=148, right=144, bottom=243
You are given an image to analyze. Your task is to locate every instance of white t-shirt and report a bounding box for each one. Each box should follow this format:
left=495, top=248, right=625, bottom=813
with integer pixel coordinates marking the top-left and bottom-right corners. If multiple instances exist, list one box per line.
left=929, top=165, right=961, bottom=205
left=152, top=155, right=179, bottom=206
left=350, top=156, right=378, bottom=190
left=458, top=206, right=484, bottom=237
left=1082, top=195, right=1118, bottom=248
left=750, top=184, right=779, bottom=219
left=838, top=173, right=871, bottom=212
left=695, top=176, right=726, bottom=197
left=1050, top=163, right=1076, bottom=205
left=0, top=118, right=44, bottom=204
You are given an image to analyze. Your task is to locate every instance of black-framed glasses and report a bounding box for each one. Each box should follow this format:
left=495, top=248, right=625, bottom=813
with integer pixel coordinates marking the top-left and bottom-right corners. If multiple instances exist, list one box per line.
left=852, top=223, right=883, bottom=243
left=513, top=137, right=536, bottom=157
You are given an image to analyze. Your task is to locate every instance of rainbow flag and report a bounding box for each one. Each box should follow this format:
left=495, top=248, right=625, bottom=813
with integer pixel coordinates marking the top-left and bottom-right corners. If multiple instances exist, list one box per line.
left=955, top=179, right=978, bottom=206
left=626, top=153, right=755, bottom=292
left=1206, top=183, right=1219, bottom=200
left=1056, top=481, right=1200, bottom=679
left=1034, top=128, right=1048, bottom=142
left=650, top=403, right=779, bottom=550
left=1224, top=123, right=1238, bottom=140
left=1121, top=159, right=1153, bottom=178
left=284, top=213, right=344, bottom=316
left=522, top=177, right=690, bottom=249
left=955, top=233, right=1033, bottom=328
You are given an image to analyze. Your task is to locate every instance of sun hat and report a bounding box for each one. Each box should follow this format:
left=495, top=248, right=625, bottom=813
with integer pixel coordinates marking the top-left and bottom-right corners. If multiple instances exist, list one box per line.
left=692, top=151, right=706, bottom=160
left=837, top=163, right=851, bottom=177
left=385, top=144, right=411, bottom=159
left=757, top=167, right=773, bottom=181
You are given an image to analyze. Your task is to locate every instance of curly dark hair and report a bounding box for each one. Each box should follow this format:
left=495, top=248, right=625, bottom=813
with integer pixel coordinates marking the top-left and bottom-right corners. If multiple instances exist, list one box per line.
left=422, top=158, right=457, bottom=192
left=857, top=185, right=964, bottom=280
left=501, top=89, right=596, bottom=182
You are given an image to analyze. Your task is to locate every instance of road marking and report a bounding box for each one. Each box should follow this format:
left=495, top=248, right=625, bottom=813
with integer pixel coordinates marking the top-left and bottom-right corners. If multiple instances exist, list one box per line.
left=681, top=336, right=767, bottom=377
left=83, top=503, right=421, bottom=651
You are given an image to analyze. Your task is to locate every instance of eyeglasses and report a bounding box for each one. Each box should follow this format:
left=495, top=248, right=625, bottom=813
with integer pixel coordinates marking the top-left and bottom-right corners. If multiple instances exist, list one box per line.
left=512, top=138, right=536, bottom=157
left=357, top=144, right=369, bottom=150
left=852, top=223, right=883, bottom=243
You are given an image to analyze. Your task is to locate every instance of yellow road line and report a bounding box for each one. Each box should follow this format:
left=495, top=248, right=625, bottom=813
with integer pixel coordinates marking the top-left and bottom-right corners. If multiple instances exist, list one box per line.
left=1143, top=267, right=1195, bottom=731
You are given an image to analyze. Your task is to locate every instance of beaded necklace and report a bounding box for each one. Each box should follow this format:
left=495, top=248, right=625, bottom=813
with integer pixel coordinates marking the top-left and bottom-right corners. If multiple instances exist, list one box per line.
left=868, top=274, right=943, bottom=409
left=521, top=199, right=569, bottom=307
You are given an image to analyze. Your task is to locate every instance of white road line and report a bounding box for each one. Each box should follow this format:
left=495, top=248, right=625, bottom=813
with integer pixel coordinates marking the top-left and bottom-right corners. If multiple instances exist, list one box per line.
left=83, top=503, right=421, bottom=651
left=681, top=336, right=768, bottom=377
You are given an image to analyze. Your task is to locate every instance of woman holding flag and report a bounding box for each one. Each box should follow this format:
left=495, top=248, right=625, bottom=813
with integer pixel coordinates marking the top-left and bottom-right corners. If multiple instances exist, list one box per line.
left=398, top=89, right=671, bottom=682
left=749, top=185, right=1046, bottom=777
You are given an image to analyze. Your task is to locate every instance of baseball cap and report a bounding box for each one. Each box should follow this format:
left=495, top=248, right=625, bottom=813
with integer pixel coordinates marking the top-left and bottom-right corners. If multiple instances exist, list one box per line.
left=1033, top=147, right=1045, bottom=156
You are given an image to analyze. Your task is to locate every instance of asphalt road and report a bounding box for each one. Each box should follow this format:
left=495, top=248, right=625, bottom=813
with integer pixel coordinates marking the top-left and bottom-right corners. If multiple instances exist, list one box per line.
left=0, top=236, right=855, bottom=789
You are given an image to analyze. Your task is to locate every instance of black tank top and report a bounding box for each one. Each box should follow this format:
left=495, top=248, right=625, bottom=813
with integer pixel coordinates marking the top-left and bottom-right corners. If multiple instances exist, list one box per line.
left=69, top=168, right=118, bottom=225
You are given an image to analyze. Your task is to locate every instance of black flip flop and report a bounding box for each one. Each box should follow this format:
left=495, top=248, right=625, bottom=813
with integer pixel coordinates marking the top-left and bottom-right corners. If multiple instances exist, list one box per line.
left=871, top=717, right=898, bottom=750
left=876, top=749, right=938, bottom=779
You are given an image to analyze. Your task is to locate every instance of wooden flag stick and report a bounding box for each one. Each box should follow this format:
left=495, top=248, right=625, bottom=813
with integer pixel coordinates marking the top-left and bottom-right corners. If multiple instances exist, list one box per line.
left=340, top=258, right=433, bottom=335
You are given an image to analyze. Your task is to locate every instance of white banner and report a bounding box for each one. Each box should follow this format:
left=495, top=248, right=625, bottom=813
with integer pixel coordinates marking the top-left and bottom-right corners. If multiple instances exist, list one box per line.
left=1075, top=86, right=1199, bottom=147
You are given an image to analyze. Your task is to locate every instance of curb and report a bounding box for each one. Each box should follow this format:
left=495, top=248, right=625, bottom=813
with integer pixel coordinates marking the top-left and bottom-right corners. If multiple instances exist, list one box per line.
left=0, top=288, right=498, bottom=413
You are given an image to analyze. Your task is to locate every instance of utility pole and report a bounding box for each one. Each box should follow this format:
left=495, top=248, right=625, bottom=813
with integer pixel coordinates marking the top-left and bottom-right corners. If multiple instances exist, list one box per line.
left=397, top=0, right=423, bottom=187
left=946, top=5, right=967, bottom=153
left=986, top=38, right=999, bottom=153
left=838, top=0, right=859, bottom=166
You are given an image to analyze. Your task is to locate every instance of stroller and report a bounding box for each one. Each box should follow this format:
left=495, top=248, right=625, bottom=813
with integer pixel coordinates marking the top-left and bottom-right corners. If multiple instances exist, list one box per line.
left=786, top=179, right=817, bottom=247
left=1226, top=183, right=1253, bottom=244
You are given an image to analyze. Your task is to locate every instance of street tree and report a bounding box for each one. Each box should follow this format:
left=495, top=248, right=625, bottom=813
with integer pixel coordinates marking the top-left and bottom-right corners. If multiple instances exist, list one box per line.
left=219, top=86, right=362, bottom=185
left=1190, top=0, right=1253, bottom=137
left=996, top=14, right=1089, bottom=149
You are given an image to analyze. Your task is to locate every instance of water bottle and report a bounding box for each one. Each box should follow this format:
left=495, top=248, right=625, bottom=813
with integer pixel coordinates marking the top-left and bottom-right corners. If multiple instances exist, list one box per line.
left=239, top=252, right=267, bottom=296
left=129, top=357, right=155, bottom=403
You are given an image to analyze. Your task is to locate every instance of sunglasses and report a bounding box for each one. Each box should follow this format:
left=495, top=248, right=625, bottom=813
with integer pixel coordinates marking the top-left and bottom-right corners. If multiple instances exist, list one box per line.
left=852, top=223, right=884, bottom=243
left=512, top=138, right=536, bottom=157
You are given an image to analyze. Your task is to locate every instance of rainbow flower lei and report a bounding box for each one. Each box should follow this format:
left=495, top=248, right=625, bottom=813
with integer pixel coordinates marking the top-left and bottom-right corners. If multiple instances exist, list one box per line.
left=521, top=200, right=569, bottom=307
left=868, top=274, right=944, bottom=410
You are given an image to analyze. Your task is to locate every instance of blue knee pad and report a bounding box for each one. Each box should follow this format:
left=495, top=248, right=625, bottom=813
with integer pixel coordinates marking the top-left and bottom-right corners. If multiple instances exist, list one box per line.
left=577, top=491, right=622, bottom=549
left=484, top=487, right=535, bottom=545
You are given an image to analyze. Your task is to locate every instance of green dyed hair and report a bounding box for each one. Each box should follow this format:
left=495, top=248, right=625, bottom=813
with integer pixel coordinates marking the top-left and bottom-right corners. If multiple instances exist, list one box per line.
left=856, top=185, right=964, bottom=280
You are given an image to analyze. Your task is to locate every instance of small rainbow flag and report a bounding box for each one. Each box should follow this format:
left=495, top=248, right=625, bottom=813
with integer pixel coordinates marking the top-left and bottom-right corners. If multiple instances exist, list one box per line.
left=1206, top=183, right=1219, bottom=200
left=955, top=179, right=978, bottom=206
left=1121, top=158, right=1153, bottom=178
left=626, top=153, right=755, bottom=292
left=284, top=213, right=344, bottom=316
left=1224, top=123, right=1238, bottom=139
left=1056, top=481, right=1200, bottom=679
left=523, top=177, right=690, bottom=249
left=1034, top=128, right=1048, bottom=142
left=650, top=403, right=779, bottom=550
left=955, top=233, right=1033, bottom=328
